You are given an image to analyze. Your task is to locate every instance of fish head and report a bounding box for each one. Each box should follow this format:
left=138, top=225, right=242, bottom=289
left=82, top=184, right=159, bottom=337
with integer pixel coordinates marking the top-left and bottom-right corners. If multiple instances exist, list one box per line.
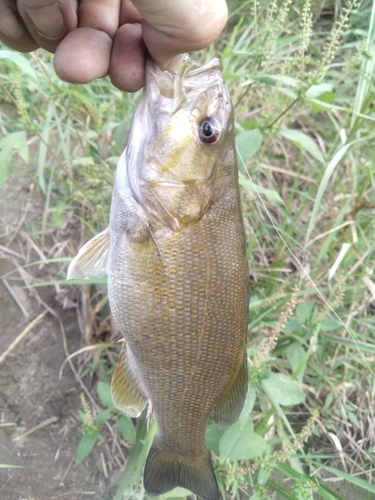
left=126, top=57, right=236, bottom=229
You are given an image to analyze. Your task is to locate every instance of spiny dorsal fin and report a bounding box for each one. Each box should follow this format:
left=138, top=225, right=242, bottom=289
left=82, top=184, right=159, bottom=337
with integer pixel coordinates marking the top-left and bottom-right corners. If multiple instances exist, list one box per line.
left=111, top=342, right=149, bottom=418
left=67, top=228, right=110, bottom=280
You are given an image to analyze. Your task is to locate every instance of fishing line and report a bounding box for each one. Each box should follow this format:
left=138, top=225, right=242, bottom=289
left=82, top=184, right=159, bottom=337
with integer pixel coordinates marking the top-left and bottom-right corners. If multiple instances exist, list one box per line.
left=237, top=146, right=375, bottom=379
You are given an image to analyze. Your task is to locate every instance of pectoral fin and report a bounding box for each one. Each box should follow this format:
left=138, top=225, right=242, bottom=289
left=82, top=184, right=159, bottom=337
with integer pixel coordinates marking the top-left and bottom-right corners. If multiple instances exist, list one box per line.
left=212, top=353, right=248, bottom=429
left=111, top=343, right=148, bottom=418
left=67, top=228, right=110, bottom=280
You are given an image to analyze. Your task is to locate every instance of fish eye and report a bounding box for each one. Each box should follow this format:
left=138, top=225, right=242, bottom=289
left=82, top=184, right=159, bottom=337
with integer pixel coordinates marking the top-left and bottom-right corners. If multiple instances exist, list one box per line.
left=198, top=117, right=220, bottom=145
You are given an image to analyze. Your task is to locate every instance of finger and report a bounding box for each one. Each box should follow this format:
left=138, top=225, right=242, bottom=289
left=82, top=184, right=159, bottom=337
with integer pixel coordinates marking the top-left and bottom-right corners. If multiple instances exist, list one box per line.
left=0, top=0, right=37, bottom=51
left=17, top=0, right=78, bottom=53
left=54, top=0, right=122, bottom=84
left=119, top=0, right=142, bottom=25
left=132, top=0, right=228, bottom=70
left=77, top=0, right=120, bottom=35
left=109, top=23, right=145, bottom=92
left=53, top=27, right=112, bottom=83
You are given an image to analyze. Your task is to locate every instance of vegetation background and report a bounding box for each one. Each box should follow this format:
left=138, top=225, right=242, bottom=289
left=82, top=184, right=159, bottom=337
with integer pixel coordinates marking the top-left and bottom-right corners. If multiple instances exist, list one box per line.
left=0, top=0, right=375, bottom=499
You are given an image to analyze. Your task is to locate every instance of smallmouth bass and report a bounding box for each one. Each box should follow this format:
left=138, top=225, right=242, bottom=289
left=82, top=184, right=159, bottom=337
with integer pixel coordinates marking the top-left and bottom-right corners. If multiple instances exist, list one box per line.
left=68, top=57, right=249, bottom=500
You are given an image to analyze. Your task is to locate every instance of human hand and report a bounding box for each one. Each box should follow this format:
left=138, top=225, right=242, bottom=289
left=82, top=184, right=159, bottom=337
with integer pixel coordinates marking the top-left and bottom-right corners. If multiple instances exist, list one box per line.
left=0, top=0, right=228, bottom=91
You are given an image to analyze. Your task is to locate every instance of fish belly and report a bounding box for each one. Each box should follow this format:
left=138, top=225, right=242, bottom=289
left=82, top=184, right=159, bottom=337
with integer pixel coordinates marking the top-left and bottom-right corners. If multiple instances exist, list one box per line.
left=108, top=192, right=248, bottom=456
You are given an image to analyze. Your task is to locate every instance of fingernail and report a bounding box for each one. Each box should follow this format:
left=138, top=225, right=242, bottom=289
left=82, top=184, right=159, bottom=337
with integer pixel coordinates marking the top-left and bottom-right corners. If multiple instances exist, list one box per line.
left=0, top=7, right=23, bottom=38
left=24, top=3, right=64, bottom=39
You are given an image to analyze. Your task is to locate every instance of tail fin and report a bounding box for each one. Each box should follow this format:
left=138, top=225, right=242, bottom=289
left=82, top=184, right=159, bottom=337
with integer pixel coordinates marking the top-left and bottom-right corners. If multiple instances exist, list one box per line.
left=144, top=440, right=220, bottom=500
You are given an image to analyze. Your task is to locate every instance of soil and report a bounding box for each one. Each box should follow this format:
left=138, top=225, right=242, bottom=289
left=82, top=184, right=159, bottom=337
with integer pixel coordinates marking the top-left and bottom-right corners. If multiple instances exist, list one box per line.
left=0, top=163, right=121, bottom=500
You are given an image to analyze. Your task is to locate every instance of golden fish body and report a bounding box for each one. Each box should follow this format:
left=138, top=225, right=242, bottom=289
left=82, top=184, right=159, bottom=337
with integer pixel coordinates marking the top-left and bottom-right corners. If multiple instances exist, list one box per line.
left=68, top=57, right=249, bottom=500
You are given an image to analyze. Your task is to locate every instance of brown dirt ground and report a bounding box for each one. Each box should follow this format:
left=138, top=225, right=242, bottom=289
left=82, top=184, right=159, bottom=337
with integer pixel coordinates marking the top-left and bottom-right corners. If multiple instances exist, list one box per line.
left=0, top=162, right=123, bottom=500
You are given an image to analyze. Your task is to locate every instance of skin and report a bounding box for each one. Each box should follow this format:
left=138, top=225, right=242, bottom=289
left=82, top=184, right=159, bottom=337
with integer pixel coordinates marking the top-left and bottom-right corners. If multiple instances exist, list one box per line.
left=0, top=0, right=228, bottom=91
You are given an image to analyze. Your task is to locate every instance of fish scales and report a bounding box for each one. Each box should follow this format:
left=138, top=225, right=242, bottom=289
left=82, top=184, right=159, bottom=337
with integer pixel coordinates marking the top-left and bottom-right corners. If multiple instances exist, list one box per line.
left=110, top=197, right=247, bottom=450
left=68, top=57, right=249, bottom=500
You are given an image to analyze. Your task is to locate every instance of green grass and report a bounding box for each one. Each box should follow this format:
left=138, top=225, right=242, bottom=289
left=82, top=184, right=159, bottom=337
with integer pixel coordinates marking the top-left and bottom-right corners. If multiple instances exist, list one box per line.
left=1, top=0, right=375, bottom=498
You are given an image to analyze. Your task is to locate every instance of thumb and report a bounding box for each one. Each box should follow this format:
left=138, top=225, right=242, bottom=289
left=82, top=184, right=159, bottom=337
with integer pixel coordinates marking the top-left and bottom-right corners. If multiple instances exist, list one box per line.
left=131, top=0, right=228, bottom=70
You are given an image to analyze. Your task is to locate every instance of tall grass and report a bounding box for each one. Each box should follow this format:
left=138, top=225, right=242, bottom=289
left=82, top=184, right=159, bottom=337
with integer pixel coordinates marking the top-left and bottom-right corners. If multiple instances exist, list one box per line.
left=1, top=0, right=375, bottom=498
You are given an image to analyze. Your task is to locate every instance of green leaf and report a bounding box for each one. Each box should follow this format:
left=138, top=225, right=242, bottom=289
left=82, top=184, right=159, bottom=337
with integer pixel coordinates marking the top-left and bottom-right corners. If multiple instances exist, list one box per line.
left=347, top=410, right=360, bottom=428
left=283, top=318, right=301, bottom=332
left=308, top=93, right=336, bottom=114
left=322, top=466, right=375, bottom=493
left=296, top=300, right=315, bottom=322
left=320, top=318, right=341, bottom=332
left=323, top=393, right=333, bottom=412
left=261, top=373, right=305, bottom=406
left=205, top=421, right=225, bottom=455
left=242, top=119, right=258, bottom=130
left=0, top=132, right=29, bottom=163
left=250, top=492, right=267, bottom=500
left=286, top=342, right=306, bottom=381
left=0, top=50, right=37, bottom=79
left=279, top=127, right=324, bottom=163
left=78, top=409, right=85, bottom=422
left=118, top=414, right=136, bottom=445
left=97, top=381, right=114, bottom=408
left=95, top=407, right=112, bottom=426
left=219, top=419, right=269, bottom=461
left=220, top=417, right=254, bottom=457
left=277, top=87, right=297, bottom=99
left=0, top=464, right=24, bottom=468
left=239, top=178, right=284, bottom=205
left=0, top=131, right=29, bottom=186
left=306, top=83, right=334, bottom=98
left=256, top=74, right=300, bottom=88
left=157, top=487, right=192, bottom=498
left=76, top=433, right=99, bottom=463
left=236, top=129, right=263, bottom=164
left=219, top=388, right=268, bottom=461
left=238, top=386, right=257, bottom=419
left=258, top=468, right=271, bottom=485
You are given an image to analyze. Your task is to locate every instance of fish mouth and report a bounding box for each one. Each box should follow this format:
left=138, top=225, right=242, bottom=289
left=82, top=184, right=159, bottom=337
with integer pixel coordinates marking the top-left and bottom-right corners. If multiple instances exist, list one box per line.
left=146, top=56, right=223, bottom=81
left=184, top=57, right=223, bottom=76
left=146, top=56, right=226, bottom=112
left=173, top=57, right=224, bottom=111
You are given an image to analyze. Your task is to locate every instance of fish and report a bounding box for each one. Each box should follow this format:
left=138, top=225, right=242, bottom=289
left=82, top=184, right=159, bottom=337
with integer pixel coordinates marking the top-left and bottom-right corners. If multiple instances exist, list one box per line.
left=67, top=56, right=249, bottom=500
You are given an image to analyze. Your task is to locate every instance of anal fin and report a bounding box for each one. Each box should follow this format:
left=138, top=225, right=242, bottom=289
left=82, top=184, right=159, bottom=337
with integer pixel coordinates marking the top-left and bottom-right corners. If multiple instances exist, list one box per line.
left=111, top=342, right=148, bottom=418
left=212, top=353, right=248, bottom=429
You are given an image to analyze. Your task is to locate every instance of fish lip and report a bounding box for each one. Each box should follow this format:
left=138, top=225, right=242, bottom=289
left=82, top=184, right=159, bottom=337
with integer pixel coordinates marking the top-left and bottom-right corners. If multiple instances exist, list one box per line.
left=185, top=57, right=223, bottom=76
left=145, top=56, right=226, bottom=111
left=147, top=57, right=223, bottom=77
